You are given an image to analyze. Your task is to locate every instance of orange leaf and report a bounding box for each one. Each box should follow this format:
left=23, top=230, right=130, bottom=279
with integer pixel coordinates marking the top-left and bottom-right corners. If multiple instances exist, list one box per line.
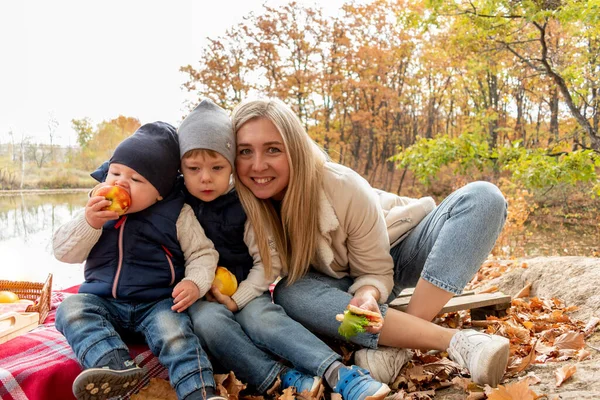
left=577, top=348, right=591, bottom=361
left=485, top=380, right=538, bottom=400
left=480, top=286, right=498, bottom=294
left=506, top=340, right=537, bottom=375
left=555, top=364, right=576, bottom=387
left=583, top=316, right=600, bottom=337
left=514, top=282, right=532, bottom=298
left=278, top=387, right=296, bottom=400
left=553, top=331, right=585, bottom=350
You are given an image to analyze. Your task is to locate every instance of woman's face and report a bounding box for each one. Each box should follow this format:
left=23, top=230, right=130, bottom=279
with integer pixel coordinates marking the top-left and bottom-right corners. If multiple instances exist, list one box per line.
left=236, top=117, right=290, bottom=201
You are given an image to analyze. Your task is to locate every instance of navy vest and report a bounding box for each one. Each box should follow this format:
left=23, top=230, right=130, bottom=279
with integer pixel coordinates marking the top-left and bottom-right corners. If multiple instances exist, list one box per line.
left=81, top=192, right=185, bottom=301
left=184, top=187, right=254, bottom=283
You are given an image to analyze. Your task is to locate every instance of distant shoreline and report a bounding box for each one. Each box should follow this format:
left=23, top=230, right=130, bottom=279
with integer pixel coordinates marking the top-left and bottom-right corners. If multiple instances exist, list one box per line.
left=0, top=188, right=89, bottom=197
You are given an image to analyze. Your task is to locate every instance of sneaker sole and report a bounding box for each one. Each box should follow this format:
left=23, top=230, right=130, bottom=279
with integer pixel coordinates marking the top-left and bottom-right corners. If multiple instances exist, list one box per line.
left=363, top=383, right=391, bottom=400
left=72, top=367, right=144, bottom=400
left=473, top=336, right=510, bottom=387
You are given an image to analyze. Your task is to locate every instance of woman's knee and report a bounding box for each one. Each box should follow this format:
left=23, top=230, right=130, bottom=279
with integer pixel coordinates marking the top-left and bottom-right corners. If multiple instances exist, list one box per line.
left=463, top=181, right=507, bottom=218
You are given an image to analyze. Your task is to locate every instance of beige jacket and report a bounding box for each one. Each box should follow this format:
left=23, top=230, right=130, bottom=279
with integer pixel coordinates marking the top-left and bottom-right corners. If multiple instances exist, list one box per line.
left=308, top=162, right=436, bottom=303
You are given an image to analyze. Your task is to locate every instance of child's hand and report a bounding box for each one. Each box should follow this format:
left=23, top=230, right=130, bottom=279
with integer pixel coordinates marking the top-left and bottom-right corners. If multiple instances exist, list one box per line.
left=85, top=195, right=120, bottom=229
left=171, top=280, right=200, bottom=312
left=206, top=285, right=239, bottom=313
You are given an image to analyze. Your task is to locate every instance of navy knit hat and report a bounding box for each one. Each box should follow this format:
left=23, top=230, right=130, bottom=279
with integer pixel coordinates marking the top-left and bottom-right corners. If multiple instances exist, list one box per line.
left=109, top=121, right=180, bottom=197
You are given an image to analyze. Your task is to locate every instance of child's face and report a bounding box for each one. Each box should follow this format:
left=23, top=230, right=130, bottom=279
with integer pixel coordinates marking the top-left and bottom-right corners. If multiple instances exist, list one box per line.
left=106, top=163, right=160, bottom=214
left=181, top=152, right=232, bottom=202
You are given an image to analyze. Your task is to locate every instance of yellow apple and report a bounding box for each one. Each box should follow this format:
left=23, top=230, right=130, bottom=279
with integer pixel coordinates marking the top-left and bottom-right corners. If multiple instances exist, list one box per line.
left=0, top=291, right=19, bottom=303
left=212, top=267, right=238, bottom=297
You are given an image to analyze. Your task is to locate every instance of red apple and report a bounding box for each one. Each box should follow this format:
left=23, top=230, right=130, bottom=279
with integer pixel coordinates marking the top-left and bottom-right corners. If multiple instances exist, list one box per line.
left=91, top=184, right=132, bottom=215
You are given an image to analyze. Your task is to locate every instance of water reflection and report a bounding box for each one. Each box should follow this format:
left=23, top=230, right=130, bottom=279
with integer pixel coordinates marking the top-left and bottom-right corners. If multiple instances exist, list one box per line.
left=0, top=191, right=89, bottom=290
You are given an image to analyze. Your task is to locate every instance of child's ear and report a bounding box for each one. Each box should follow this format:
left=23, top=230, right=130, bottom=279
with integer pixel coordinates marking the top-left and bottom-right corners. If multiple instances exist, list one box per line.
left=157, top=195, right=163, bottom=201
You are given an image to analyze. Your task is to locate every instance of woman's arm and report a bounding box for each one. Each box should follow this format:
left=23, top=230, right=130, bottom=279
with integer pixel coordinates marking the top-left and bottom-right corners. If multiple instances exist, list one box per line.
left=230, top=220, right=283, bottom=310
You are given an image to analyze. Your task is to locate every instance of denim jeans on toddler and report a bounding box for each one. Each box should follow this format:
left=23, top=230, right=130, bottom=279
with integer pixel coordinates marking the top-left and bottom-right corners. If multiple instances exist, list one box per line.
left=56, top=293, right=216, bottom=399
left=188, top=292, right=341, bottom=393
left=273, top=181, right=508, bottom=347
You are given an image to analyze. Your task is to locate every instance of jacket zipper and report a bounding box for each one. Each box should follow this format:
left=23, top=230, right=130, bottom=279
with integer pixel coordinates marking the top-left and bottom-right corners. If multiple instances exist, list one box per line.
left=112, top=216, right=127, bottom=298
left=162, top=245, right=175, bottom=286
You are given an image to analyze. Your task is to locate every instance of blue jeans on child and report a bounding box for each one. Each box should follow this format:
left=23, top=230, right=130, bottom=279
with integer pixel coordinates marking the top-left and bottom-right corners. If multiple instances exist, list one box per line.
left=56, top=293, right=215, bottom=399
left=273, top=181, right=508, bottom=348
left=188, top=293, right=341, bottom=393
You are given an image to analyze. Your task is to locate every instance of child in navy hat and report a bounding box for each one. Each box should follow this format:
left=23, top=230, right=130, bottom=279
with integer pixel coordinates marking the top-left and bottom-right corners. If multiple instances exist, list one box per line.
left=54, top=121, right=224, bottom=400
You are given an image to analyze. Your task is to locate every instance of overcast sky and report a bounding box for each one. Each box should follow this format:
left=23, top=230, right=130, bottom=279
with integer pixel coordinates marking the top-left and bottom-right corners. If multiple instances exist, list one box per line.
left=0, top=0, right=346, bottom=146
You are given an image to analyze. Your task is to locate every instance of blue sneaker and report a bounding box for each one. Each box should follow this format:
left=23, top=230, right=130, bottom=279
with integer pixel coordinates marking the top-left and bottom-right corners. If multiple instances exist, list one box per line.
left=333, top=366, right=390, bottom=400
left=280, top=368, right=323, bottom=396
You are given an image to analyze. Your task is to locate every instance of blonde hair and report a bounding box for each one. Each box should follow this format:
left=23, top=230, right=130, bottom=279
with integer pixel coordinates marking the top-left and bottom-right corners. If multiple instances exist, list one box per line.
left=232, top=98, right=327, bottom=284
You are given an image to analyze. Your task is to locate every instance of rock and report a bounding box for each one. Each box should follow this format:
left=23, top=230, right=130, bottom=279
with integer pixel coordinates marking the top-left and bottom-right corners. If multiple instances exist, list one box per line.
left=479, top=256, right=600, bottom=321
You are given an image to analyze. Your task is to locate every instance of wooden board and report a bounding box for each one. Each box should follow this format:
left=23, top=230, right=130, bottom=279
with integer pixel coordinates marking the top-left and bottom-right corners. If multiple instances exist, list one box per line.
left=389, top=291, right=512, bottom=315
left=0, top=312, right=39, bottom=344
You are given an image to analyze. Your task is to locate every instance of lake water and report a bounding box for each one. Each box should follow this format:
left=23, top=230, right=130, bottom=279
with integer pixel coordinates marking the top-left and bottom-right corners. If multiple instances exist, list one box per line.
left=0, top=191, right=598, bottom=290
left=0, top=191, right=89, bottom=290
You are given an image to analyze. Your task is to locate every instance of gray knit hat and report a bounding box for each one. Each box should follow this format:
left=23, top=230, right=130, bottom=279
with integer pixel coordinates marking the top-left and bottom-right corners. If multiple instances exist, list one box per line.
left=178, top=99, right=235, bottom=168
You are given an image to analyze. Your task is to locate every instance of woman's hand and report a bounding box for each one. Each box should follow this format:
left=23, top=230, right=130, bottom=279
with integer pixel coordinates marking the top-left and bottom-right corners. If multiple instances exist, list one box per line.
left=206, top=285, right=239, bottom=313
left=171, top=280, right=200, bottom=312
left=349, top=285, right=384, bottom=334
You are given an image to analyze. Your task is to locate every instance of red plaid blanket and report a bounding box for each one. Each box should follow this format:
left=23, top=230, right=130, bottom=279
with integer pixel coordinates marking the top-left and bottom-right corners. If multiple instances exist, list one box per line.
left=0, top=290, right=167, bottom=400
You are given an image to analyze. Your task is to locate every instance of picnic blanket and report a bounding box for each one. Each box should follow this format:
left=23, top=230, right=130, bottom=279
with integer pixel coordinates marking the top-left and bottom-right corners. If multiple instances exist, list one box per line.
left=0, top=288, right=168, bottom=400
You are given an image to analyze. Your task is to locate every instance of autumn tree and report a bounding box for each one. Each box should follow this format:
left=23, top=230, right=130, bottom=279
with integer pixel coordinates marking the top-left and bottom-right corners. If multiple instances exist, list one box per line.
left=429, top=0, right=600, bottom=150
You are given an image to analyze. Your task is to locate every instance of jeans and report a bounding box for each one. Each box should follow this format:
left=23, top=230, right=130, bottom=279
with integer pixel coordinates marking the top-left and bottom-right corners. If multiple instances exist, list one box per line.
left=188, top=293, right=341, bottom=393
left=56, top=293, right=215, bottom=399
left=273, top=181, right=507, bottom=348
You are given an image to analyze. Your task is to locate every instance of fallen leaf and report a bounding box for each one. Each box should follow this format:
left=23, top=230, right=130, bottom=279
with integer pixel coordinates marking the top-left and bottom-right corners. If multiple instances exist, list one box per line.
left=583, top=316, right=600, bottom=337
left=130, top=378, right=177, bottom=400
left=279, top=387, right=296, bottom=400
left=553, top=331, right=585, bottom=350
left=215, top=371, right=247, bottom=400
left=519, top=373, right=541, bottom=386
left=450, top=376, right=472, bottom=391
left=514, top=282, right=532, bottom=298
left=577, top=348, right=591, bottom=361
left=485, top=380, right=538, bottom=400
left=555, top=364, right=576, bottom=387
left=479, top=286, right=498, bottom=294
left=506, top=340, right=537, bottom=375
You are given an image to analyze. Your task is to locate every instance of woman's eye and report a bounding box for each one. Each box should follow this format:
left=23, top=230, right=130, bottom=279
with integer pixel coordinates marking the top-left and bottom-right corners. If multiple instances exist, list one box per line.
left=239, top=148, right=251, bottom=155
left=268, top=147, right=281, bottom=154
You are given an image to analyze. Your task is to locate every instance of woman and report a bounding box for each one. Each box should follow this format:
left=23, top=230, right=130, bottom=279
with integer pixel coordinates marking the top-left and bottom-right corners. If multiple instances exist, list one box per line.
left=232, top=98, right=510, bottom=387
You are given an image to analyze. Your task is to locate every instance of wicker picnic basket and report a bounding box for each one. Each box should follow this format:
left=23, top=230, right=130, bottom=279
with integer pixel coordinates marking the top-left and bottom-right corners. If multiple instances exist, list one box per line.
left=0, top=273, right=52, bottom=324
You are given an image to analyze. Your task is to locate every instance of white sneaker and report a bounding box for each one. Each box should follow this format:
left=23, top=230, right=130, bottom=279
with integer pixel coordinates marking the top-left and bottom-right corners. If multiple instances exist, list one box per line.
left=354, top=346, right=413, bottom=384
left=447, top=329, right=510, bottom=387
